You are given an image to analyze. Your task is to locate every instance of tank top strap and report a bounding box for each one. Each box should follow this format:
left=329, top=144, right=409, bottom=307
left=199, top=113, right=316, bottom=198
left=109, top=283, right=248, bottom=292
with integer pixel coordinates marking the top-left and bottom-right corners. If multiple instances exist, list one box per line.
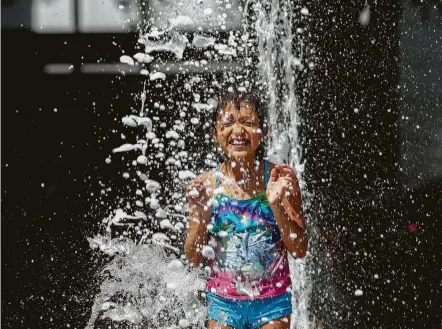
left=215, top=163, right=221, bottom=188
left=264, top=159, right=269, bottom=187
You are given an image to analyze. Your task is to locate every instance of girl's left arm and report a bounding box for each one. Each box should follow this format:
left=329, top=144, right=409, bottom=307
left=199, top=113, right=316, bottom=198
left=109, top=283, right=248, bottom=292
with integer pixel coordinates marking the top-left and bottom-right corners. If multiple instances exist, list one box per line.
left=268, top=164, right=308, bottom=258
left=270, top=201, right=308, bottom=258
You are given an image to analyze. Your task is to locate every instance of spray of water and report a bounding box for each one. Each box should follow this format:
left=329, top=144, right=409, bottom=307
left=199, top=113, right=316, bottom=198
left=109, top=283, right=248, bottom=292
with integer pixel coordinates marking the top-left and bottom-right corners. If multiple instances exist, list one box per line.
left=252, top=2, right=313, bottom=328
left=85, top=241, right=207, bottom=329
left=87, top=1, right=320, bottom=329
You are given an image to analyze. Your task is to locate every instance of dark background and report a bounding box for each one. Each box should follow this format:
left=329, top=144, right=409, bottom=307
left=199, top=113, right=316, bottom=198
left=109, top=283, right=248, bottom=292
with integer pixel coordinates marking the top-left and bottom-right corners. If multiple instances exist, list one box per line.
left=2, top=1, right=441, bottom=329
left=303, top=1, right=441, bottom=328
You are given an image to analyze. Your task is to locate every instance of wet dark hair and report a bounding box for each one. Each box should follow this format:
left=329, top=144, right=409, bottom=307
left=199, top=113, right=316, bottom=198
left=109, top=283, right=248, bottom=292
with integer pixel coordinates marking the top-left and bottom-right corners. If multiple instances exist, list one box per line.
left=211, top=91, right=268, bottom=162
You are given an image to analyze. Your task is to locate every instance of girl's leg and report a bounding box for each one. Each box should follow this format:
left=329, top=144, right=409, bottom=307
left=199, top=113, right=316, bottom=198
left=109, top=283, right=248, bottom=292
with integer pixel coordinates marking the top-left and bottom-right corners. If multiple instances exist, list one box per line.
left=208, top=319, right=237, bottom=329
left=256, top=316, right=291, bottom=329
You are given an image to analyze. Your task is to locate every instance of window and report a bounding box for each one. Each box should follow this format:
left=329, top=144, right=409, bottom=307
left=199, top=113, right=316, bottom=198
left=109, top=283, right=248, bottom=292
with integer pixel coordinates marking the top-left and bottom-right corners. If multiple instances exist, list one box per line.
left=32, top=0, right=138, bottom=33
left=32, top=0, right=74, bottom=32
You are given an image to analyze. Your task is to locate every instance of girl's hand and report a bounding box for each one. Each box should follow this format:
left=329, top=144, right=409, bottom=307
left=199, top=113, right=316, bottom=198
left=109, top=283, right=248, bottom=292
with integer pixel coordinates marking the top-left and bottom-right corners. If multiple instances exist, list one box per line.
left=266, top=165, right=296, bottom=206
left=267, top=164, right=305, bottom=229
left=185, top=177, right=212, bottom=215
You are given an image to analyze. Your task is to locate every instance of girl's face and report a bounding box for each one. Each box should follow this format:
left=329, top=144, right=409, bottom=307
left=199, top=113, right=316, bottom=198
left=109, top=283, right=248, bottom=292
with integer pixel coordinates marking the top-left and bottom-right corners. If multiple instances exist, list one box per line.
left=214, top=101, right=264, bottom=160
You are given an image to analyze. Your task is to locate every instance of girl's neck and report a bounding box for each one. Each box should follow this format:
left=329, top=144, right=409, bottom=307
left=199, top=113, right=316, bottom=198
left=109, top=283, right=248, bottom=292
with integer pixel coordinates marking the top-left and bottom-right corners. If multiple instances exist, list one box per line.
left=223, top=157, right=264, bottom=187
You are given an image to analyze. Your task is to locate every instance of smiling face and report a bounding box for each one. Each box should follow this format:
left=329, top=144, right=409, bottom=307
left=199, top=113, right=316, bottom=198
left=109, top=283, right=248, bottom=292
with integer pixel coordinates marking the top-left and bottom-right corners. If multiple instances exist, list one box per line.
left=214, top=100, right=264, bottom=161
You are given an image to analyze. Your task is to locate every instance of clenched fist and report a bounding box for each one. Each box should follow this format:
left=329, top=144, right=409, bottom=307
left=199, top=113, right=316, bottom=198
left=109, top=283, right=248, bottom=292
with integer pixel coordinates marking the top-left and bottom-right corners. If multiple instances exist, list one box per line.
left=266, top=164, right=297, bottom=206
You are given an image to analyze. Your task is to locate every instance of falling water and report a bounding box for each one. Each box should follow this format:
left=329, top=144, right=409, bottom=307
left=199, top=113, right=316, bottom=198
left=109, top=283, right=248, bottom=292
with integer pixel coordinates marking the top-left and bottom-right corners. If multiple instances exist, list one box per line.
left=252, top=2, right=313, bottom=329
left=87, top=1, right=317, bottom=329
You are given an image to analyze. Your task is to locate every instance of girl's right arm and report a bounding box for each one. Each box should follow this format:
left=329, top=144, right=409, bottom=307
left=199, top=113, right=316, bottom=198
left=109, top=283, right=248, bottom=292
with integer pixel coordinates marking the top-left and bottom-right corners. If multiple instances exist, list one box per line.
left=184, top=174, right=213, bottom=267
left=184, top=206, right=210, bottom=267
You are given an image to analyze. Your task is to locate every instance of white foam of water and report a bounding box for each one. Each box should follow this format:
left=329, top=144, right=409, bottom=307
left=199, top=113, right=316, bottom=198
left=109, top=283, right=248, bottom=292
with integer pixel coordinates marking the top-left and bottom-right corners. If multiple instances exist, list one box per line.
left=120, top=55, right=135, bottom=66
left=192, top=34, right=216, bottom=48
left=122, top=115, right=138, bottom=127
left=300, top=8, right=309, bottom=16
left=214, top=43, right=236, bottom=56
left=166, top=130, right=180, bottom=140
left=156, top=208, right=168, bottom=219
left=150, top=197, right=160, bottom=209
left=146, top=132, right=156, bottom=140
left=179, top=318, right=191, bottom=328
left=191, top=102, right=215, bottom=112
left=152, top=232, right=170, bottom=242
left=203, top=8, right=213, bottom=16
left=135, top=116, right=152, bottom=128
left=150, top=71, right=167, bottom=81
left=142, top=32, right=189, bottom=60
left=359, top=5, right=370, bottom=26
left=160, top=219, right=176, bottom=231
left=141, top=27, right=166, bottom=39
left=137, top=155, right=148, bottom=165
left=178, top=170, right=197, bottom=180
left=133, top=52, right=154, bottom=64
left=112, top=143, right=142, bottom=153
left=201, top=245, right=215, bottom=259
left=102, top=304, right=142, bottom=324
left=88, top=235, right=134, bottom=256
left=85, top=243, right=207, bottom=329
left=167, top=259, right=185, bottom=272
left=355, top=289, right=363, bottom=296
left=170, top=15, right=195, bottom=28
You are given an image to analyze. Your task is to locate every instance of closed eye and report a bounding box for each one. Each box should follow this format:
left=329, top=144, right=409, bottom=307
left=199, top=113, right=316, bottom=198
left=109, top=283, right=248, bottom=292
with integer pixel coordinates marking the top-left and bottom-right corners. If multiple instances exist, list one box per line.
left=242, top=121, right=258, bottom=127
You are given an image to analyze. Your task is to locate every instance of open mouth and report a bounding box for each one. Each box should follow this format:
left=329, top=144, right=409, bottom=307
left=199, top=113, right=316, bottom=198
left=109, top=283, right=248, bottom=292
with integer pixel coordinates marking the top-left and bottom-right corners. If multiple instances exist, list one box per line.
left=228, top=137, right=250, bottom=147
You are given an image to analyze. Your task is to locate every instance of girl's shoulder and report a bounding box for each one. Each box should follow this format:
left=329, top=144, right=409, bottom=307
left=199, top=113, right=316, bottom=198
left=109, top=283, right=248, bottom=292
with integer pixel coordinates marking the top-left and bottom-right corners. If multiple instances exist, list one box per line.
left=195, top=169, right=217, bottom=190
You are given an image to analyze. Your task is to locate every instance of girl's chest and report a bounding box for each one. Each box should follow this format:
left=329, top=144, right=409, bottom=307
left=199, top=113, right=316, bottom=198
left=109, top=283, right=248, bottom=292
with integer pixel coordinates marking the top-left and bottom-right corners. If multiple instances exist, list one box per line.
left=209, top=195, right=276, bottom=232
left=219, top=182, right=266, bottom=201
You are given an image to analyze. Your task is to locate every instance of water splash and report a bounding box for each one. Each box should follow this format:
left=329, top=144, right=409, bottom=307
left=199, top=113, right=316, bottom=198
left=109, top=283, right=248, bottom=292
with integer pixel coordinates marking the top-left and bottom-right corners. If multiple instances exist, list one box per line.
left=86, top=242, right=207, bottom=329
left=252, top=2, right=314, bottom=328
left=87, top=1, right=322, bottom=328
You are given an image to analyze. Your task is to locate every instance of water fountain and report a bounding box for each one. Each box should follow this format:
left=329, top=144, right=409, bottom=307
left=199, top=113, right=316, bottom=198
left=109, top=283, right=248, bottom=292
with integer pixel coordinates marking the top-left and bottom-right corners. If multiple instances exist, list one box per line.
left=86, top=1, right=321, bottom=328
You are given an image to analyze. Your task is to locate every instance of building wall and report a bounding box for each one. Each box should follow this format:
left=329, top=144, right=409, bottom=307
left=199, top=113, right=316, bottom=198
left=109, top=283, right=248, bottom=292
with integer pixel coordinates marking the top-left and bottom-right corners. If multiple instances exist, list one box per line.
left=400, top=1, right=442, bottom=188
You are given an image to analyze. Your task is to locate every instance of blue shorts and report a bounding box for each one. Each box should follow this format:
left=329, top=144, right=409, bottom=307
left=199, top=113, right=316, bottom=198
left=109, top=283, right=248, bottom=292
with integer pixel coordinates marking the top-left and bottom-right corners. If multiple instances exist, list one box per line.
left=207, top=292, right=292, bottom=329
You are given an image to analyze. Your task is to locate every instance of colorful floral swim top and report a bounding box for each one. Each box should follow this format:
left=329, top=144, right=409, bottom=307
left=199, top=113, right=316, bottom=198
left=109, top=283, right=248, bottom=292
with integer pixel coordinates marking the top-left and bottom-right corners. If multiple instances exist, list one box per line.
left=207, top=160, right=291, bottom=300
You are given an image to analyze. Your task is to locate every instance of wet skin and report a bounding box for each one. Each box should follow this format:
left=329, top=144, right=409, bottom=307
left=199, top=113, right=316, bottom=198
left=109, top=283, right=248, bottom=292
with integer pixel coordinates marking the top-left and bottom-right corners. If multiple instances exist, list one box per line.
left=214, top=101, right=264, bottom=163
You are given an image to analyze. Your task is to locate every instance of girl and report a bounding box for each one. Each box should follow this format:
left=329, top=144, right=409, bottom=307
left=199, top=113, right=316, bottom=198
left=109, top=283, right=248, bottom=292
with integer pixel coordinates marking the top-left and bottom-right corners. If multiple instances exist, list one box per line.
left=185, top=92, right=307, bottom=329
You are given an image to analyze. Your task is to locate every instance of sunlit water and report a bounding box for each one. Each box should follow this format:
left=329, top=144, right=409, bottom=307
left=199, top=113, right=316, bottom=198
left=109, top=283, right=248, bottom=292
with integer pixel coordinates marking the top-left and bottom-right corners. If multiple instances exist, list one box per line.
left=87, top=1, right=320, bottom=328
left=253, top=2, right=314, bottom=329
